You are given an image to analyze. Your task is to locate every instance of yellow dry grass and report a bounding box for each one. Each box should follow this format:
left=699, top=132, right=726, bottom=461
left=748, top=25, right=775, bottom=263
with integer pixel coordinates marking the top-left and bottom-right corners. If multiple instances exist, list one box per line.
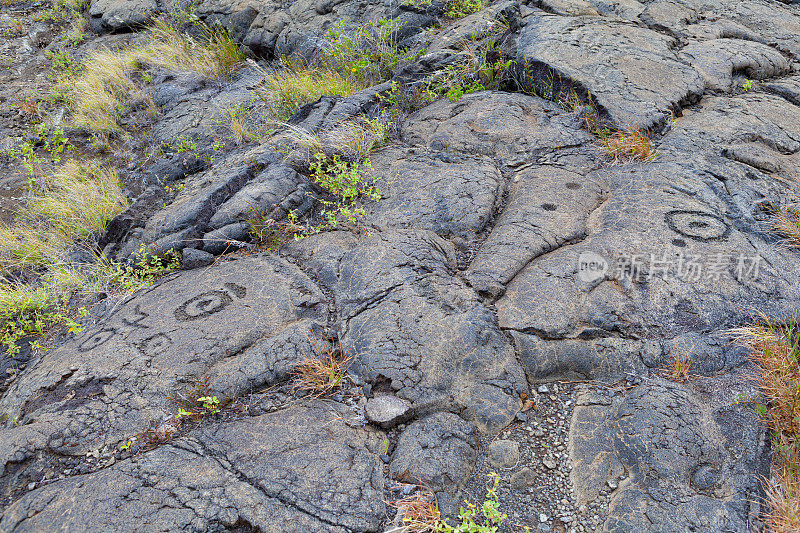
left=0, top=160, right=127, bottom=271
left=732, top=320, right=800, bottom=532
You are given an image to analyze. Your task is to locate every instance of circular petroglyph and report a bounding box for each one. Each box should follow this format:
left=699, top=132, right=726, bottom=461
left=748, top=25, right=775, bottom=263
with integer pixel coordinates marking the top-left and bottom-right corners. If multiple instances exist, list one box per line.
left=665, top=210, right=730, bottom=242
left=175, top=290, right=233, bottom=321
left=77, top=328, right=116, bottom=352
left=174, top=284, right=247, bottom=321
left=137, top=333, right=173, bottom=357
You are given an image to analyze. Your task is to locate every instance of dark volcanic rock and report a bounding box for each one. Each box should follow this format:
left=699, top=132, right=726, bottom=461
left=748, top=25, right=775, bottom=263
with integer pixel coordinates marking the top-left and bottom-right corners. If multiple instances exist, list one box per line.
left=5, top=0, right=800, bottom=529
left=0, top=256, right=327, bottom=485
left=569, top=375, right=769, bottom=532
left=516, top=14, right=705, bottom=130
left=1, top=403, right=384, bottom=532
left=390, top=412, right=478, bottom=492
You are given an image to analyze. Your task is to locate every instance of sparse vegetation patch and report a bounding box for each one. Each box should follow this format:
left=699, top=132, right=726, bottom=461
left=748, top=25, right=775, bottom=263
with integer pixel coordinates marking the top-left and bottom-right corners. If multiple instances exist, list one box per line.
left=732, top=320, right=800, bottom=533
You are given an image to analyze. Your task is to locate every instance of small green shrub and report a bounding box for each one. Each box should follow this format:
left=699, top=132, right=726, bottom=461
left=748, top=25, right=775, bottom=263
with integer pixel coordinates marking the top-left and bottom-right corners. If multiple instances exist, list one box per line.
left=0, top=285, right=84, bottom=356
left=309, top=153, right=382, bottom=228
left=440, top=472, right=507, bottom=532
left=444, top=0, right=485, bottom=18
left=428, top=28, right=512, bottom=100
left=100, top=248, right=182, bottom=293
left=259, top=19, right=419, bottom=121
left=173, top=136, right=196, bottom=153
left=444, top=0, right=486, bottom=19
left=322, top=18, right=419, bottom=86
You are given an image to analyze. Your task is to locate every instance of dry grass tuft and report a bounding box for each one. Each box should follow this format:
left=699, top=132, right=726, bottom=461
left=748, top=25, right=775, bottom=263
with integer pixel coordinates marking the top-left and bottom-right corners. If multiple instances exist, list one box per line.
left=70, top=50, right=140, bottom=133
left=292, top=335, right=354, bottom=395
left=142, top=20, right=245, bottom=80
left=0, top=160, right=127, bottom=270
left=662, top=350, right=693, bottom=382
left=772, top=206, right=800, bottom=249
left=388, top=490, right=442, bottom=533
left=18, top=97, right=39, bottom=117
left=731, top=319, right=800, bottom=533
left=602, top=129, right=657, bottom=163
left=225, top=104, right=257, bottom=145
left=283, top=116, right=390, bottom=164
left=69, top=19, right=244, bottom=133
left=259, top=59, right=365, bottom=122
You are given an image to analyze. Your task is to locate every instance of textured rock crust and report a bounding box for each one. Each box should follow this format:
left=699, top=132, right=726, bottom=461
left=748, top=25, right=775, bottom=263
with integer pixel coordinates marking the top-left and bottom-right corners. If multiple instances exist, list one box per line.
left=4, top=0, right=800, bottom=530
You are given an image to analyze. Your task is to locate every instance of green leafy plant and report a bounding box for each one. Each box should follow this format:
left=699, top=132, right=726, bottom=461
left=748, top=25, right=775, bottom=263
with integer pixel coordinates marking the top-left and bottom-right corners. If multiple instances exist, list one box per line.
left=428, top=28, right=512, bottom=101
left=102, top=248, right=181, bottom=293
left=440, top=472, right=507, bottom=532
left=389, top=473, right=507, bottom=533
left=258, top=19, right=419, bottom=121
left=0, top=284, right=86, bottom=356
left=309, top=153, right=382, bottom=228
left=403, top=0, right=433, bottom=9
left=173, top=136, right=196, bottom=153
left=198, top=396, right=220, bottom=415
left=742, top=79, right=754, bottom=92
left=322, top=18, right=419, bottom=86
left=444, top=0, right=484, bottom=18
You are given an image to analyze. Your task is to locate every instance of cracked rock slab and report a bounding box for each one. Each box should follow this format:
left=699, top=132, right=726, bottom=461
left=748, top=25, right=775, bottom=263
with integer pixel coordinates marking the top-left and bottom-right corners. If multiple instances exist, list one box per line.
left=516, top=14, right=705, bottom=130
left=390, top=412, right=477, bottom=492
left=680, top=38, right=790, bottom=93
left=0, top=256, right=327, bottom=484
left=466, top=163, right=605, bottom=297
left=491, top=90, right=800, bottom=382
left=569, top=375, right=768, bottom=532
left=402, top=91, right=592, bottom=166
left=288, top=229, right=527, bottom=433
left=367, top=147, right=504, bottom=239
left=1, top=403, right=384, bottom=532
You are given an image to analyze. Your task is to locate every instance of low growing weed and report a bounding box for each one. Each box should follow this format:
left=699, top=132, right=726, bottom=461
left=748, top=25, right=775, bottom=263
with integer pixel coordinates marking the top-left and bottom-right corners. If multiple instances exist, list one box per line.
left=443, top=0, right=485, bottom=19
left=121, top=378, right=222, bottom=452
left=390, top=473, right=507, bottom=533
left=731, top=320, right=800, bottom=533
left=258, top=19, right=418, bottom=121
left=292, top=334, right=354, bottom=396
left=310, top=153, right=382, bottom=228
left=427, top=26, right=512, bottom=102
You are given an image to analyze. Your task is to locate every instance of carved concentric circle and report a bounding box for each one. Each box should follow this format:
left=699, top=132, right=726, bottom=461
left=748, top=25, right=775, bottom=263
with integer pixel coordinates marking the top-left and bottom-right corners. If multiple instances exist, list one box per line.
left=77, top=328, right=116, bottom=352
left=664, top=210, right=730, bottom=242
left=174, top=290, right=233, bottom=321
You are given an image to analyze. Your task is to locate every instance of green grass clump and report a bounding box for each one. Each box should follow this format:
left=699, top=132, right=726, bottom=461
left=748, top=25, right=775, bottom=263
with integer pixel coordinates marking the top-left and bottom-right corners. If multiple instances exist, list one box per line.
left=259, top=18, right=419, bottom=122
left=66, top=19, right=244, bottom=133
left=260, top=61, right=365, bottom=121
left=444, top=0, right=485, bottom=18
left=0, top=160, right=128, bottom=271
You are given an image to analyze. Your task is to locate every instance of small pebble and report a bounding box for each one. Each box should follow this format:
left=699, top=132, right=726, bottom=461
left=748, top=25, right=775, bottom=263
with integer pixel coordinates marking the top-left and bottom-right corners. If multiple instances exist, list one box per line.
left=538, top=385, right=549, bottom=394
left=539, top=513, right=549, bottom=523
left=27, top=482, right=35, bottom=490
